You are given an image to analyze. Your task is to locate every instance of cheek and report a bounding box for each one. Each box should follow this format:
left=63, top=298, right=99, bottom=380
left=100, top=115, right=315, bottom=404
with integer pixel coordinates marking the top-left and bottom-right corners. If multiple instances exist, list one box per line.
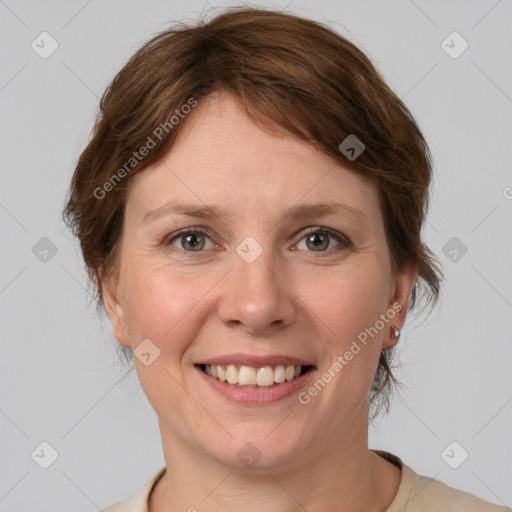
left=119, top=265, right=213, bottom=416
left=120, top=262, right=213, bottom=354
left=302, top=267, right=390, bottom=411
left=304, top=263, right=389, bottom=341
left=301, top=260, right=391, bottom=396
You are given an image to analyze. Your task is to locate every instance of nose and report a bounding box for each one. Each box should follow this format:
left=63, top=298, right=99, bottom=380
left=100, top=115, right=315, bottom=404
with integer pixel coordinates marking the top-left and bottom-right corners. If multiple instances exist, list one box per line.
left=217, top=246, right=297, bottom=334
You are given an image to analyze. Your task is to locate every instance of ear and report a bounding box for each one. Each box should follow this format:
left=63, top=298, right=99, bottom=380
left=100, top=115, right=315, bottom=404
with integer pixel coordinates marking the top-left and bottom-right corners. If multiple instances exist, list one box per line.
left=382, top=263, right=418, bottom=349
left=101, top=271, right=132, bottom=347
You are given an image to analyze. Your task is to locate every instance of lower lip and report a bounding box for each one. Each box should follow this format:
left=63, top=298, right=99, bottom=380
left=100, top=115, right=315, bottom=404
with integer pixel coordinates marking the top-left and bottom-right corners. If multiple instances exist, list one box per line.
left=195, top=365, right=315, bottom=405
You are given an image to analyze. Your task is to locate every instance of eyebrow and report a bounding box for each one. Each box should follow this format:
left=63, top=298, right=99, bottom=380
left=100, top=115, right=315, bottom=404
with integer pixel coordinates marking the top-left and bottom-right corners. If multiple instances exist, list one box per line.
left=140, top=201, right=370, bottom=227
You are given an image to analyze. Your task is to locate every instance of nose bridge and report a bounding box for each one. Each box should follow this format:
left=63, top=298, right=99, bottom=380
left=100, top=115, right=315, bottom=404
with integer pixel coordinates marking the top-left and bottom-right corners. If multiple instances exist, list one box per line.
left=237, top=246, right=280, bottom=298
left=218, top=238, right=295, bottom=333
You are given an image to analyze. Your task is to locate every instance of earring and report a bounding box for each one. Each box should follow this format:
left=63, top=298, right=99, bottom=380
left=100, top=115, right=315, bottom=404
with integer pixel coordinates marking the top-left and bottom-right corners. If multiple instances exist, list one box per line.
left=390, top=326, right=400, bottom=341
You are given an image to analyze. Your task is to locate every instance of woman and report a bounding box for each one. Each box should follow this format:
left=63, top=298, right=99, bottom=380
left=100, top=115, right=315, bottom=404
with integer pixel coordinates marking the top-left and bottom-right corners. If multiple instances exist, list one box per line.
left=63, top=7, right=507, bottom=511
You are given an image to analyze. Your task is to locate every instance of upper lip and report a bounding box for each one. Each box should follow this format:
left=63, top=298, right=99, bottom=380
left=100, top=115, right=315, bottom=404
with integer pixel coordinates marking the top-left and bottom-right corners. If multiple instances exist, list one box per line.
left=198, top=353, right=315, bottom=367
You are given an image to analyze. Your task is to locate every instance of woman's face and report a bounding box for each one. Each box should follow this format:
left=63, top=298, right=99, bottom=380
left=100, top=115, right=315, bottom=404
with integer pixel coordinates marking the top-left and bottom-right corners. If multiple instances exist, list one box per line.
left=104, top=91, right=415, bottom=471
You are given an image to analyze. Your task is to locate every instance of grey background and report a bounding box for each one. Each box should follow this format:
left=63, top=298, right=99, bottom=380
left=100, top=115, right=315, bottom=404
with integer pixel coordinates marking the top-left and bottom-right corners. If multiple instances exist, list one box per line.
left=1, top=0, right=511, bottom=510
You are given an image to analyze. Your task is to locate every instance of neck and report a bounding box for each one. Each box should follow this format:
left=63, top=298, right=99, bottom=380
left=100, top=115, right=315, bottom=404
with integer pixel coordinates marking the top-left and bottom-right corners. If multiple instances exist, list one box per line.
left=149, top=407, right=401, bottom=512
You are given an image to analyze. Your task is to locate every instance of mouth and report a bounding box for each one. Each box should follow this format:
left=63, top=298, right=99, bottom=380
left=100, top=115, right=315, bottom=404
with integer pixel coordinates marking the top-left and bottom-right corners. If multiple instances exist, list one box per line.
left=198, top=363, right=315, bottom=389
left=194, top=354, right=317, bottom=404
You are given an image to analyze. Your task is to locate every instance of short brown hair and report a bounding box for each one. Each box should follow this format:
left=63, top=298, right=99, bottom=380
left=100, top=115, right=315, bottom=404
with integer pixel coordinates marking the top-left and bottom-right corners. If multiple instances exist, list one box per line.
left=63, top=6, right=442, bottom=418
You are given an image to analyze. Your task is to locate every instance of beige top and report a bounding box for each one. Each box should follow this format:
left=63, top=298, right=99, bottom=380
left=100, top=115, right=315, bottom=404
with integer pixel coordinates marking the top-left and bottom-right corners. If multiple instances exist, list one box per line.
left=102, top=451, right=508, bottom=511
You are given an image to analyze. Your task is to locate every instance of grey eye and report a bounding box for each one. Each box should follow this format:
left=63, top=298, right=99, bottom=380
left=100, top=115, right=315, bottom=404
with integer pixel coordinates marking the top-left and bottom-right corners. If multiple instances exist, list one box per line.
left=169, top=230, right=214, bottom=252
left=296, top=228, right=346, bottom=252
left=305, top=232, right=330, bottom=251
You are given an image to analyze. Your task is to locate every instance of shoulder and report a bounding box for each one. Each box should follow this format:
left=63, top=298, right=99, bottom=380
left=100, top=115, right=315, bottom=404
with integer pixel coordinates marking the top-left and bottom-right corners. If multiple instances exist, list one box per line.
left=398, top=465, right=508, bottom=511
left=375, top=451, right=508, bottom=512
left=101, top=467, right=166, bottom=512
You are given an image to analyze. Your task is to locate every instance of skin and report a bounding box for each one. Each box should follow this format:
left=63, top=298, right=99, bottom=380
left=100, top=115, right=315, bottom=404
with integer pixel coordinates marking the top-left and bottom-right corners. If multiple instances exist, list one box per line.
left=103, top=90, right=417, bottom=511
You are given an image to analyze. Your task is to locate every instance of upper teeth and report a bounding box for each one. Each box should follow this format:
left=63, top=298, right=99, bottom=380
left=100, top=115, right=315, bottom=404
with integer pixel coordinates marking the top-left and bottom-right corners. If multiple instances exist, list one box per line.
left=204, top=364, right=302, bottom=387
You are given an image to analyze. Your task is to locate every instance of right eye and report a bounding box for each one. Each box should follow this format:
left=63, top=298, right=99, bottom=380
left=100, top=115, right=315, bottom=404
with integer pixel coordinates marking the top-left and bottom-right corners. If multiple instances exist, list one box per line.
left=167, top=229, right=216, bottom=252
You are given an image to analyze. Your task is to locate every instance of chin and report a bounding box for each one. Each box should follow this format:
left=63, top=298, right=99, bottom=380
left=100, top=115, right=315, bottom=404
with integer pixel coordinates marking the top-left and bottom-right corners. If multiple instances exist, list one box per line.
left=203, top=424, right=310, bottom=472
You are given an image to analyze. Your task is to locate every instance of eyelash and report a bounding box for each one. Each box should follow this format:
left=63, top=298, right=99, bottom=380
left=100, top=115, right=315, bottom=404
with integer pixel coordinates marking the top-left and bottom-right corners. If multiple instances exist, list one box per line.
left=165, top=226, right=351, bottom=255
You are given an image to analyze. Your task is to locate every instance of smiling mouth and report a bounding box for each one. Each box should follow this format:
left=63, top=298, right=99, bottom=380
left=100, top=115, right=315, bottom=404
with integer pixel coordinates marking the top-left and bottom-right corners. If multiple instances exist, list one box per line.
left=198, top=364, right=315, bottom=388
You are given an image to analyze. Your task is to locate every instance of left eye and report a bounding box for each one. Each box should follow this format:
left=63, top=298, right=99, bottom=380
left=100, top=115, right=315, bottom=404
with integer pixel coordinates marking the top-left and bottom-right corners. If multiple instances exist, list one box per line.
left=296, top=228, right=347, bottom=252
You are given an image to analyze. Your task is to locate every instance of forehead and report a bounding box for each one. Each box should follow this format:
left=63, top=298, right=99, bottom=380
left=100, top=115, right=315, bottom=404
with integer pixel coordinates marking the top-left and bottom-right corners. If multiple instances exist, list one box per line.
left=125, top=91, right=381, bottom=227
